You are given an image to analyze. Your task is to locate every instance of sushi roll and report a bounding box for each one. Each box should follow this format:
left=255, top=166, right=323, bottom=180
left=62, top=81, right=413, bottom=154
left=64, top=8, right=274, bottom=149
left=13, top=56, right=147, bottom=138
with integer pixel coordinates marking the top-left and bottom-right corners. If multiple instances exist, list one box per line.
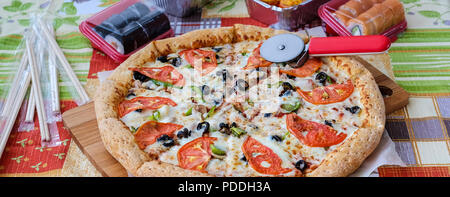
left=105, top=29, right=144, bottom=55
left=353, top=0, right=374, bottom=10
left=104, top=14, right=128, bottom=29
left=93, top=22, right=118, bottom=38
left=119, top=9, right=140, bottom=23
left=347, top=15, right=376, bottom=35
left=338, top=0, right=373, bottom=18
left=379, top=3, right=395, bottom=30
left=127, top=2, right=151, bottom=17
left=121, top=21, right=150, bottom=52
left=138, top=12, right=171, bottom=41
left=382, top=0, right=405, bottom=25
left=358, top=3, right=385, bottom=34
left=334, top=10, right=352, bottom=27
left=105, top=33, right=127, bottom=55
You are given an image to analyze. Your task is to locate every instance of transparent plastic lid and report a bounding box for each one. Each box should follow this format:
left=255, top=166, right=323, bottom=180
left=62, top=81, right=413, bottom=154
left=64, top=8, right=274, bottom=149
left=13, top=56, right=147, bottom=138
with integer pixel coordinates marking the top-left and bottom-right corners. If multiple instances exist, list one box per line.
left=86, top=0, right=171, bottom=55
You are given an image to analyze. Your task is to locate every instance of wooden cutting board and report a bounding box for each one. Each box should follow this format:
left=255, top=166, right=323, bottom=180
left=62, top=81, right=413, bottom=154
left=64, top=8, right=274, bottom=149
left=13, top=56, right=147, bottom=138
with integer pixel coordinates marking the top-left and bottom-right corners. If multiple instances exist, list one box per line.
left=62, top=58, right=409, bottom=177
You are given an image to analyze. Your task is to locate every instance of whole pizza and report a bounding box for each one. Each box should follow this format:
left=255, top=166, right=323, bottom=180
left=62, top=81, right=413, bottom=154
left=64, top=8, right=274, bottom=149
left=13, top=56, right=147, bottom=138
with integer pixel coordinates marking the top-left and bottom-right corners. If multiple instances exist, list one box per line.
left=95, top=24, right=385, bottom=177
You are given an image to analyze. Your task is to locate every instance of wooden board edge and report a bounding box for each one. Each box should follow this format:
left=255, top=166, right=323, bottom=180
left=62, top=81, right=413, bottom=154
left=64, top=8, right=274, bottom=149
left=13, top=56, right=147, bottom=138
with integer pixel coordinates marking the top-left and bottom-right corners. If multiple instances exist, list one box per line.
left=352, top=56, right=410, bottom=114
left=62, top=102, right=128, bottom=177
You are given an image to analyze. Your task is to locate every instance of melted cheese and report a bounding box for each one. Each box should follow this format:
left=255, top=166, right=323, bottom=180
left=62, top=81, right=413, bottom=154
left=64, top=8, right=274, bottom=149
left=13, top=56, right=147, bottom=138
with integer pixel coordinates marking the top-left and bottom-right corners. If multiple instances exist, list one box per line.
left=119, top=41, right=365, bottom=176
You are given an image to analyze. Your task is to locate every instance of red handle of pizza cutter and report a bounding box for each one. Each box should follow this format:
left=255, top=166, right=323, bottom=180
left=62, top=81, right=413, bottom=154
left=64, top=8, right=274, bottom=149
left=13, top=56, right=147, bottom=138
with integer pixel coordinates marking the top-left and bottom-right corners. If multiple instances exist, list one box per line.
left=308, top=35, right=391, bottom=56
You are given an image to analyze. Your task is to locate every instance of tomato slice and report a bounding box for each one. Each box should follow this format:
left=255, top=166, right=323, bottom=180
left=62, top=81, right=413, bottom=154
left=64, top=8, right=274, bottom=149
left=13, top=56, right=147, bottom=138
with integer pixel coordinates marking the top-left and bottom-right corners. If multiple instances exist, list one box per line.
left=279, top=58, right=323, bottom=77
left=118, top=96, right=177, bottom=117
left=134, top=121, right=183, bottom=149
left=180, top=49, right=217, bottom=76
left=177, top=137, right=217, bottom=172
left=243, top=43, right=273, bottom=70
left=296, top=80, right=354, bottom=105
left=242, top=137, right=292, bottom=175
left=130, top=66, right=185, bottom=86
left=286, top=113, right=347, bottom=147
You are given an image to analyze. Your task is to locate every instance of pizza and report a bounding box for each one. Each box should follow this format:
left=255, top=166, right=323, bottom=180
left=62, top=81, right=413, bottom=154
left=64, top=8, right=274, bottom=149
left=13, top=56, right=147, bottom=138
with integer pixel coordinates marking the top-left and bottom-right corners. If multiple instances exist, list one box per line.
left=95, top=24, right=385, bottom=177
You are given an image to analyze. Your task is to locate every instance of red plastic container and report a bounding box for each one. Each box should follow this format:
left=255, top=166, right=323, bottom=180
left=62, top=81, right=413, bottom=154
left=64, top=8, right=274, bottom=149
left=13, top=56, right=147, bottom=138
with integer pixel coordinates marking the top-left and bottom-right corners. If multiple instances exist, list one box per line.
left=246, top=0, right=330, bottom=31
left=79, top=0, right=174, bottom=63
left=318, top=0, right=407, bottom=42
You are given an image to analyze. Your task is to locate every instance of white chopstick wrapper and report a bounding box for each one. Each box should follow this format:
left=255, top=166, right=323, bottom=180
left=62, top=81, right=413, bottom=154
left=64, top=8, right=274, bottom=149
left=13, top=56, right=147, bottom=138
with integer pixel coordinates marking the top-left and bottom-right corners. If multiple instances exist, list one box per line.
left=0, top=54, right=31, bottom=158
left=37, top=19, right=90, bottom=104
left=0, top=50, right=28, bottom=117
left=25, top=88, right=35, bottom=122
left=47, top=21, right=60, bottom=113
left=26, top=36, right=50, bottom=142
left=25, top=20, right=58, bottom=121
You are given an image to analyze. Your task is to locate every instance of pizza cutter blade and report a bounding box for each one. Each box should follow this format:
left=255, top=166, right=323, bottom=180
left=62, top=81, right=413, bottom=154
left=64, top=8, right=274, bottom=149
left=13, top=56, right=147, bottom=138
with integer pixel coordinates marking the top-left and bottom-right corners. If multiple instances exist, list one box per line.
left=260, top=34, right=391, bottom=68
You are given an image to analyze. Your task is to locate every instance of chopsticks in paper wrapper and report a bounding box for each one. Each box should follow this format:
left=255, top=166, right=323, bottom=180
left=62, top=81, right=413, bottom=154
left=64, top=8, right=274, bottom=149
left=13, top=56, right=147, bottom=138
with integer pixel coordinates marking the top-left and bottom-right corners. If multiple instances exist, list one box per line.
left=20, top=19, right=62, bottom=132
left=0, top=14, right=91, bottom=158
left=26, top=33, right=51, bottom=142
left=0, top=42, right=32, bottom=159
left=37, top=17, right=90, bottom=104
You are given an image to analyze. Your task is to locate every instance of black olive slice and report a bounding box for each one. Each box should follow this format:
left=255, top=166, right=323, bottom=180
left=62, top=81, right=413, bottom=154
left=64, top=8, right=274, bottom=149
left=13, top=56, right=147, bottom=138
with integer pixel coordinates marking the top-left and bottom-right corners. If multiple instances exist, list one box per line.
left=345, top=106, right=361, bottom=114
left=133, top=71, right=150, bottom=82
left=295, top=160, right=307, bottom=172
left=271, top=135, right=283, bottom=142
left=157, top=56, right=169, bottom=63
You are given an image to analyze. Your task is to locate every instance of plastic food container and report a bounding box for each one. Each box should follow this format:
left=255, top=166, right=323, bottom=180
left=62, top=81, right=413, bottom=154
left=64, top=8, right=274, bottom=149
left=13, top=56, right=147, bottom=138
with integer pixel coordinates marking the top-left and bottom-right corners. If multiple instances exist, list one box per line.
left=318, top=0, right=407, bottom=42
left=245, top=0, right=330, bottom=31
left=153, top=0, right=212, bottom=17
left=79, top=0, right=174, bottom=63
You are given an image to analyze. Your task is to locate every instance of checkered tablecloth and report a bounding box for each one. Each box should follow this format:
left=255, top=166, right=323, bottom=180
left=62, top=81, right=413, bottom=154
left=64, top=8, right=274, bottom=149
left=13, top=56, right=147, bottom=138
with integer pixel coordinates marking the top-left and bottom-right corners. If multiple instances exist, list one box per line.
left=0, top=0, right=449, bottom=177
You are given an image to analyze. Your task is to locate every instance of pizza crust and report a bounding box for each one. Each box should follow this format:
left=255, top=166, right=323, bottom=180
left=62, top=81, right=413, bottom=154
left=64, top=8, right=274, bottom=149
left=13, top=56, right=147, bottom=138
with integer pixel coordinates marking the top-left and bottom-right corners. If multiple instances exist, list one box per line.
left=94, top=25, right=385, bottom=177
left=306, top=57, right=385, bottom=177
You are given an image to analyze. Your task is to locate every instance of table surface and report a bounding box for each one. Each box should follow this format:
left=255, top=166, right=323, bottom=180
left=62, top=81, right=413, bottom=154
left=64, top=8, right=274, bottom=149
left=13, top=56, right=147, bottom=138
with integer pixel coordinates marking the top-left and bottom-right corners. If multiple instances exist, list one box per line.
left=0, top=0, right=449, bottom=177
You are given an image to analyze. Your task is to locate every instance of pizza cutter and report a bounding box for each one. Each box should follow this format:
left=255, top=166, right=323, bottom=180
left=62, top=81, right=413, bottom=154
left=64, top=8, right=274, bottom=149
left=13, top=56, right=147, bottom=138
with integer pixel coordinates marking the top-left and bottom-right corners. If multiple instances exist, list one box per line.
left=260, top=34, right=391, bottom=67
